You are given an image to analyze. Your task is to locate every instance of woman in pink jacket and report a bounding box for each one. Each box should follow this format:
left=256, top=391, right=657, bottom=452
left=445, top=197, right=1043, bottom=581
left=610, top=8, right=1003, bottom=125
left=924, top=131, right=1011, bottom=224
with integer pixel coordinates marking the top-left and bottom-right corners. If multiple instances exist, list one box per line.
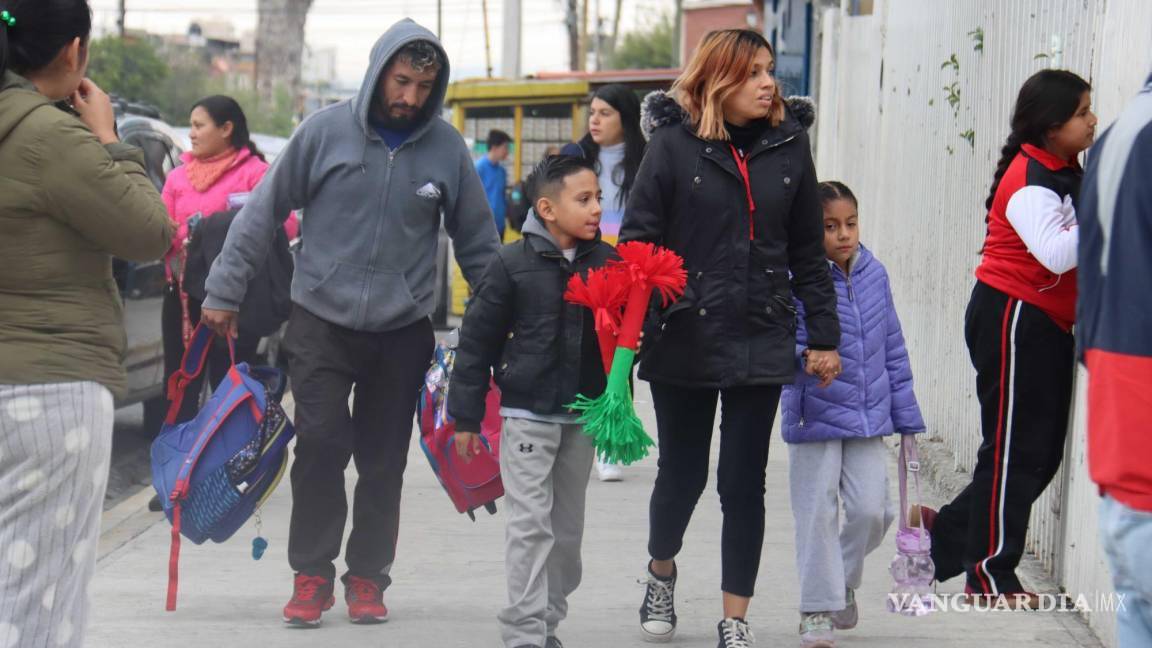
left=160, top=95, right=296, bottom=423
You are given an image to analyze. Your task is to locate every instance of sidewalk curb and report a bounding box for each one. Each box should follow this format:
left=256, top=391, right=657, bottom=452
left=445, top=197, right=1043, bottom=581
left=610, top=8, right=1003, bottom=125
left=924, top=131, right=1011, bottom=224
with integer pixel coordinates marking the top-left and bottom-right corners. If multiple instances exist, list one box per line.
left=98, top=485, right=160, bottom=562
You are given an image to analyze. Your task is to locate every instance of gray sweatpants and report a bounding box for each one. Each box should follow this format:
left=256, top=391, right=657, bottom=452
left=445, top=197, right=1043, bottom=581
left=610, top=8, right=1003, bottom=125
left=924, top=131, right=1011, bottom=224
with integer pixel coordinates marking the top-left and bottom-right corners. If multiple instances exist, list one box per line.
left=0, top=382, right=114, bottom=648
left=788, top=436, right=895, bottom=612
left=498, top=417, right=595, bottom=648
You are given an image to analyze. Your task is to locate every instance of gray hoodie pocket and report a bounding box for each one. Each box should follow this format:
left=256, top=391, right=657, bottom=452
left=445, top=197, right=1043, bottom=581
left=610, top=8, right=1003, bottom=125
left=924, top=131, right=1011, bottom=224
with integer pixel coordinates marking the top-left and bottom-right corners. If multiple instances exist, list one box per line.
left=306, top=262, right=420, bottom=328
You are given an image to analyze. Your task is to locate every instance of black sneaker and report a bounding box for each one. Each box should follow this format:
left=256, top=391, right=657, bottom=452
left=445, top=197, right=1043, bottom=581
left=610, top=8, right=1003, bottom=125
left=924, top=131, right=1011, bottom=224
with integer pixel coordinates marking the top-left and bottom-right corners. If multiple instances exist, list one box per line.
left=639, top=562, right=677, bottom=643
left=717, top=617, right=755, bottom=648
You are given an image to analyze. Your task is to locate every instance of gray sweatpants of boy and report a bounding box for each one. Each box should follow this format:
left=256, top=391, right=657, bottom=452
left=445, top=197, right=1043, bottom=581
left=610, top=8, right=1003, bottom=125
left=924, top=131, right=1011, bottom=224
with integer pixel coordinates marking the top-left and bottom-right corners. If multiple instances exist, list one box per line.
left=0, top=382, right=114, bottom=648
left=498, top=417, right=595, bottom=648
left=788, top=436, right=895, bottom=613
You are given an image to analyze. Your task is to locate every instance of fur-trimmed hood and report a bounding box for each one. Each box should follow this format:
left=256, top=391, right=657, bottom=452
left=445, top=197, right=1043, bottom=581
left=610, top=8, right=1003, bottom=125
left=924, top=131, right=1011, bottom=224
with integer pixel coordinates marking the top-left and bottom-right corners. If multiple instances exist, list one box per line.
left=640, top=90, right=816, bottom=138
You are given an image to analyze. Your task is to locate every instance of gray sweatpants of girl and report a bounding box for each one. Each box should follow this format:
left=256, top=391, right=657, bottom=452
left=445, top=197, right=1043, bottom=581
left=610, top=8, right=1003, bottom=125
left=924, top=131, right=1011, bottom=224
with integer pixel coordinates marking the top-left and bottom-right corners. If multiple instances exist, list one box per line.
left=498, top=416, right=595, bottom=648
left=0, top=382, right=114, bottom=648
left=788, top=436, right=895, bottom=613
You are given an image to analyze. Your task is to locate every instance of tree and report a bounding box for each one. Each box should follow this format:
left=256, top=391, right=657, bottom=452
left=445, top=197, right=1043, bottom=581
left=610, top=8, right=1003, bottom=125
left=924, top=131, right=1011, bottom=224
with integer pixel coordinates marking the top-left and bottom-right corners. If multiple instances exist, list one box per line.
left=605, top=12, right=676, bottom=70
left=256, top=0, right=314, bottom=109
left=87, top=37, right=170, bottom=105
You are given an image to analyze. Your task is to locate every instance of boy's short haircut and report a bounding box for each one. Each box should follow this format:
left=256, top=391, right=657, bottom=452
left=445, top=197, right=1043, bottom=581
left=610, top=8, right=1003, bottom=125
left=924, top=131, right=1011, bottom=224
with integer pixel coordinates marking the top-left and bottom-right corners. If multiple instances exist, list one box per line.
left=487, top=129, right=512, bottom=149
left=395, top=40, right=443, bottom=73
left=525, top=155, right=597, bottom=206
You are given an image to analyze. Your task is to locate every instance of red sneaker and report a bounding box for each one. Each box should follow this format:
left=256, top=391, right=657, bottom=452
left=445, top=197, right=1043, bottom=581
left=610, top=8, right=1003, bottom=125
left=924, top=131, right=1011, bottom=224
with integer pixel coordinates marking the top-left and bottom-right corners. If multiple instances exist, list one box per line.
left=283, top=574, right=335, bottom=627
left=345, top=575, right=390, bottom=624
left=964, top=585, right=1040, bottom=609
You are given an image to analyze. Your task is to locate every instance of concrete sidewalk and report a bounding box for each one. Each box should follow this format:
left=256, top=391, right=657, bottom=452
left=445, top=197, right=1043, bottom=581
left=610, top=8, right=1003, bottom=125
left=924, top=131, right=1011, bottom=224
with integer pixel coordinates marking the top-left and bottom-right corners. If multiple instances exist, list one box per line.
left=89, top=383, right=1103, bottom=647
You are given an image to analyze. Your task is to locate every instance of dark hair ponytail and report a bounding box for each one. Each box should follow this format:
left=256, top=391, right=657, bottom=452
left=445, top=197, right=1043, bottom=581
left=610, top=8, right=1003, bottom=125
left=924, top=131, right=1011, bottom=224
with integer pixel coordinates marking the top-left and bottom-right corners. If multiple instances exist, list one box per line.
left=818, top=180, right=858, bottom=209
left=985, top=69, right=1091, bottom=211
left=578, top=83, right=646, bottom=207
left=191, top=94, right=265, bottom=162
left=0, top=0, right=92, bottom=80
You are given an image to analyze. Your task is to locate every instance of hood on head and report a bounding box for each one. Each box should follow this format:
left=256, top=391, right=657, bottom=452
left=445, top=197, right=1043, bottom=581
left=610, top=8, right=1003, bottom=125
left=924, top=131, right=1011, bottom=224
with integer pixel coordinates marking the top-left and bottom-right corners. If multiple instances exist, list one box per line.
left=640, top=90, right=816, bottom=138
left=352, top=19, right=450, bottom=139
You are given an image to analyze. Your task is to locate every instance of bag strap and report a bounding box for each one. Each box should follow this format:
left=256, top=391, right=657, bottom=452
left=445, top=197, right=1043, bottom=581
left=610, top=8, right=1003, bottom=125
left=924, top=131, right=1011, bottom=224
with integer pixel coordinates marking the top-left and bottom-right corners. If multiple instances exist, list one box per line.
left=169, top=381, right=255, bottom=502
left=166, top=503, right=182, bottom=611
left=164, top=323, right=237, bottom=424
left=898, top=435, right=927, bottom=538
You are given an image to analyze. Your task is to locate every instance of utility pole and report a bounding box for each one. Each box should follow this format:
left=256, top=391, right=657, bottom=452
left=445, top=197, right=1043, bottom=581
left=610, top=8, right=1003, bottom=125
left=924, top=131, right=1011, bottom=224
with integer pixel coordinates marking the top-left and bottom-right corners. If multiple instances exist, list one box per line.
left=437, top=0, right=442, bottom=38
left=480, top=0, right=494, bottom=78
left=578, top=0, right=589, bottom=71
left=593, top=0, right=601, bottom=71
left=672, top=0, right=683, bottom=67
left=608, top=0, right=623, bottom=59
left=118, top=0, right=126, bottom=37
left=501, top=0, right=521, bottom=79
left=566, top=0, right=579, bottom=71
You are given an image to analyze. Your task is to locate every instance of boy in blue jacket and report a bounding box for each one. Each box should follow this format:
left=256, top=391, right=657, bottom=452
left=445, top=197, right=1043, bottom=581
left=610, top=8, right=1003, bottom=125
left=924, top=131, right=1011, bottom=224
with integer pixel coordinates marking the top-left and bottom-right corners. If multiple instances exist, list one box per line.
left=781, top=181, right=926, bottom=648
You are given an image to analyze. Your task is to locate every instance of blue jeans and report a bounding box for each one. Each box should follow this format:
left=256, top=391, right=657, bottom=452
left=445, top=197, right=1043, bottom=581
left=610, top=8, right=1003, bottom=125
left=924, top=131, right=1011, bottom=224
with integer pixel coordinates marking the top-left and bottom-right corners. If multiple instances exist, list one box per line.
left=1100, top=495, right=1152, bottom=647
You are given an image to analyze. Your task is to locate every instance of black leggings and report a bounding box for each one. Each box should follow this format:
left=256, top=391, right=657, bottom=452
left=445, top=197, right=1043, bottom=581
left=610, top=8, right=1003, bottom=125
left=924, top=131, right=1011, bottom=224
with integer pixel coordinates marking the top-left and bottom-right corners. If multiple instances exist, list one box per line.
left=647, top=382, right=782, bottom=597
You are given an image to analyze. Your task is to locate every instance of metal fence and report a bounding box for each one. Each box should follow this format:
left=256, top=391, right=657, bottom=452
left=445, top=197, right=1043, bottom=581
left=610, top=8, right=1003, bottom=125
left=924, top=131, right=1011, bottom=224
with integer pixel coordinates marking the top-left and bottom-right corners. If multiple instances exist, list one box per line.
left=811, top=1, right=1152, bottom=644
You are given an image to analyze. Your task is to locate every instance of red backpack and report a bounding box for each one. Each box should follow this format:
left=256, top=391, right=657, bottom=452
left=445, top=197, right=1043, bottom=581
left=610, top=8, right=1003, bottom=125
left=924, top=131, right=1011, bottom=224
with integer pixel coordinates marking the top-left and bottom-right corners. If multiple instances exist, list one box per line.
left=418, top=331, right=504, bottom=520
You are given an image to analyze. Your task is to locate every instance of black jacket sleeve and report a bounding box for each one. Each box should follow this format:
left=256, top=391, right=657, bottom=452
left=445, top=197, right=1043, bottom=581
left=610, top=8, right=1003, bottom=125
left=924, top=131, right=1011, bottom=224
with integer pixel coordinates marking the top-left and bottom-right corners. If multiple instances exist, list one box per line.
left=787, top=133, right=840, bottom=350
left=447, top=252, right=515, bottom=432
left=620, top=130, right=673, bottom=245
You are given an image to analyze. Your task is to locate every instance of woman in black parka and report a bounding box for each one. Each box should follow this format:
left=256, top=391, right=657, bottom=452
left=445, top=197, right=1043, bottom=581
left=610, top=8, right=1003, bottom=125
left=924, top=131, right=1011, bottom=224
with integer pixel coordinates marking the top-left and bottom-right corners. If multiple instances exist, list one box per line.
left=622, top=29, right=842, bottom=647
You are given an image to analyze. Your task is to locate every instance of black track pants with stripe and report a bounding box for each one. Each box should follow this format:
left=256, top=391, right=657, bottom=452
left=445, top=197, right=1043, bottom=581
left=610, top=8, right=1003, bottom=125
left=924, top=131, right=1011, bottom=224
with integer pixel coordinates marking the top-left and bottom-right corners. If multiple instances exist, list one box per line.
left=930, top=281, right=1074, bottom=594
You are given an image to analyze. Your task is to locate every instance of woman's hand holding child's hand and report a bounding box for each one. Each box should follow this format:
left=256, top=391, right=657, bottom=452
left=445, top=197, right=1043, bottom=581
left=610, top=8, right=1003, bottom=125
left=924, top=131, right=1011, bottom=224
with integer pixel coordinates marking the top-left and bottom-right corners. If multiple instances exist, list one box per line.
left=804, top=349, right=843, bottom=388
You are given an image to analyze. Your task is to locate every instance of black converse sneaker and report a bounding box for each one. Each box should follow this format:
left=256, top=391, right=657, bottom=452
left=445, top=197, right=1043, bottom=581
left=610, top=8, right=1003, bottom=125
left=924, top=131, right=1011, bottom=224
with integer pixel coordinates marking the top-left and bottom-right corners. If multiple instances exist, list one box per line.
left=639, top=563, right=677, bottom=642
left=717, top=617, right=755, bottom=648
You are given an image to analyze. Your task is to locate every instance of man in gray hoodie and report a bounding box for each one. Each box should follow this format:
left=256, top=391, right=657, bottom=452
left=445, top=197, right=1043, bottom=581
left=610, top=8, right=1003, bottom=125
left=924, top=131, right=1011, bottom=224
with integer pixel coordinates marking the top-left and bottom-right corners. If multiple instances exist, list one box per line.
left=201, top=19, right=499, bottom=627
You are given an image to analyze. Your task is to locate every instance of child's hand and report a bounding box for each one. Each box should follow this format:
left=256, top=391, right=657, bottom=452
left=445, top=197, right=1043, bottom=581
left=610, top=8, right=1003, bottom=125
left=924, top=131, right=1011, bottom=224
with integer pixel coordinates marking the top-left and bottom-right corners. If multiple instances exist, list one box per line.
left=454, top=432, right=484, bottom=463
left=805, top=349, right=842, bottom=388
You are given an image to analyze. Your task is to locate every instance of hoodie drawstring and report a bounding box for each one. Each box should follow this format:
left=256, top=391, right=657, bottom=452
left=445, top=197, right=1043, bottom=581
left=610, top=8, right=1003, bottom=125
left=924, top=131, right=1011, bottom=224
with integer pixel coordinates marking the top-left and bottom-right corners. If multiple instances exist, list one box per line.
left=730, top=145, right=756, bottom=240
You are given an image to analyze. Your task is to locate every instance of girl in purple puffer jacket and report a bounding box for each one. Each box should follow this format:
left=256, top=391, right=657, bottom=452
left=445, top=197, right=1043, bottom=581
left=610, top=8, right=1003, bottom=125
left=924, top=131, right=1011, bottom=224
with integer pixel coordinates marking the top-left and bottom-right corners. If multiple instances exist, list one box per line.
left=782, top=181, right=926, bottom=648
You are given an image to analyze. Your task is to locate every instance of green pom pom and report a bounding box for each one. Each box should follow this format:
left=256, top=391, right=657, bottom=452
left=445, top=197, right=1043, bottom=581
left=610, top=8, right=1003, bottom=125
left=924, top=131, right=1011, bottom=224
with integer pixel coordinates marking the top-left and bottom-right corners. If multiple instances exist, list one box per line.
left=567, top=347, right=654, bottom=465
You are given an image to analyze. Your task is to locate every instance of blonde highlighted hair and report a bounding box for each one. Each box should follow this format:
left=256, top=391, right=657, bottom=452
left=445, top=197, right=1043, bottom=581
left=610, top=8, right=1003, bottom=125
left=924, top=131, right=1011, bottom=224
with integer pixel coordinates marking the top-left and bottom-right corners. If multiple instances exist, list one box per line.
left=672, top=29, right=784, bottom=141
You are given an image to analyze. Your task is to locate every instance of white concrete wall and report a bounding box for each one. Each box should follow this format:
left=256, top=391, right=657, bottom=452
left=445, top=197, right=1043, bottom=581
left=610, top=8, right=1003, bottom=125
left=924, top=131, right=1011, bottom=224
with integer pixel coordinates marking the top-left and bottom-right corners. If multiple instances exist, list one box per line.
left=812, top=1, right=1152, bottom=644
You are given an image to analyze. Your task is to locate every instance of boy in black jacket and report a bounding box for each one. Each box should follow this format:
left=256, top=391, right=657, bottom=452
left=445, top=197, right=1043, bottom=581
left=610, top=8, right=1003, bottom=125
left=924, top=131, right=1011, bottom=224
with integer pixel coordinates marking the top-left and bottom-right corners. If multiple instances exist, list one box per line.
left=449, top=155, right=614, bottom=648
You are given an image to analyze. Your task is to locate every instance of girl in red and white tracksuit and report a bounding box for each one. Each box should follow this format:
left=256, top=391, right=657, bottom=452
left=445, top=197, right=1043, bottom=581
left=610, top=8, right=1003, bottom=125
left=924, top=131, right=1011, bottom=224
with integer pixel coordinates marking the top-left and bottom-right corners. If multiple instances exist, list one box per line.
left=925, top=69, right=1098, bottom=599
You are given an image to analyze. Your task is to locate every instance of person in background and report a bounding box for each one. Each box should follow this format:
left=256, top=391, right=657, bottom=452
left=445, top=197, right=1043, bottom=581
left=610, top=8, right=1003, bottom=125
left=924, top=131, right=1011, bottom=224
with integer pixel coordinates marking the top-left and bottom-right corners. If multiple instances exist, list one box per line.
left=1078, top=71, right=1152, bottom=648
left=621, top=29, right=841, bottom=647
left=561, top=83, right=646, bottom=482
left=914, top=69, right=1096, bottom=607
left=200, top=19, right=499, bottom=628
left=782, top=181, right=924, bottom=648
left=477, top=128, right=511, bottom=240
left=160, top=95, right=294, bottom=424
left=0, top=1, right=173, bottom=646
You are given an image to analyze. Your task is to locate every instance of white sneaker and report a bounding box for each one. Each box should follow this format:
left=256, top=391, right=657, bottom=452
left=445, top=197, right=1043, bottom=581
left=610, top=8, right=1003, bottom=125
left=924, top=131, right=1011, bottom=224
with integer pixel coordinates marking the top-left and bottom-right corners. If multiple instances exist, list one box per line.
left=597, top=460, right=624, bottom=482
left=799, top=612, right=835, bottom=648
left=718, top=617, right=755, bottom=647
left=639, top=565, right=677, bottom=642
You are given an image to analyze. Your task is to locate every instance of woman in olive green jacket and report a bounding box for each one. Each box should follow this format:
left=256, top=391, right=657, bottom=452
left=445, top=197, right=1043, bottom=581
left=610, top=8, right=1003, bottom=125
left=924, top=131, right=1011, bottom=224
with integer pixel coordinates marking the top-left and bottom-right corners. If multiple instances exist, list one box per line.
left=0, top=2, right=172, bottom=646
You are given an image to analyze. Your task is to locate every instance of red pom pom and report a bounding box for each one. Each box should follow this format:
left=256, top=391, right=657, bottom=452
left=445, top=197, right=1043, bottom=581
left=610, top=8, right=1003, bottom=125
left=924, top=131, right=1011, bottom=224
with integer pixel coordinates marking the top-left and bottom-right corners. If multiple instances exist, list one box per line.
left=612, top=241, right=688, bottom=306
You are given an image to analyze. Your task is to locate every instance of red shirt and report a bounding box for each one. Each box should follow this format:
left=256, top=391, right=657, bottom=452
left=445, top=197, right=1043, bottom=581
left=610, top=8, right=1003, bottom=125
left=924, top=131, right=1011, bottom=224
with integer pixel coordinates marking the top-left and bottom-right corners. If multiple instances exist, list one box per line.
left=975, top=144, right=1081, bottom=330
